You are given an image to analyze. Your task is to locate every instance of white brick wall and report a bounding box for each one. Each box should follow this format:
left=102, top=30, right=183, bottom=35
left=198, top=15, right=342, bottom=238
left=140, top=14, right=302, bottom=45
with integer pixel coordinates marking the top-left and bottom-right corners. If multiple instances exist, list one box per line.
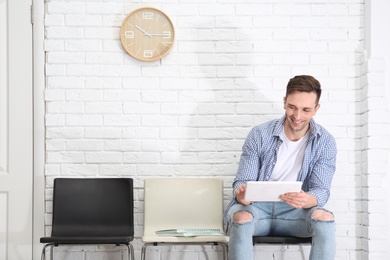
left=42, top=0, right=390, bottom=259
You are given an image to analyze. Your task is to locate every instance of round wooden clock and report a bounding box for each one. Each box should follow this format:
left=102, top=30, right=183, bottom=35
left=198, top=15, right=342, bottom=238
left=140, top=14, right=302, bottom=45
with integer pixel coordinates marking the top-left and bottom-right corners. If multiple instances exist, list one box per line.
left=120, top=7, right=175, bottom=62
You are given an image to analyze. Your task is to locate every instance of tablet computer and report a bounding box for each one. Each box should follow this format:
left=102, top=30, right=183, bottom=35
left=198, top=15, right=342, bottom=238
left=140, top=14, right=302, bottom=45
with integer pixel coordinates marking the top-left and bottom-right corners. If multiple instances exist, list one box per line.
left=244, top=181, right=302, bottom=202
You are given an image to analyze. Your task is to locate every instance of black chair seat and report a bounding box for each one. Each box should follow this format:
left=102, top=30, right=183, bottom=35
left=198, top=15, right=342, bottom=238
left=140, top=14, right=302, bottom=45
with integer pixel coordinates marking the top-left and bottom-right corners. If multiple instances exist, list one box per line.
left=253, top=236, right=312, bottom=245
left=40, top=236, right=134, bottom=244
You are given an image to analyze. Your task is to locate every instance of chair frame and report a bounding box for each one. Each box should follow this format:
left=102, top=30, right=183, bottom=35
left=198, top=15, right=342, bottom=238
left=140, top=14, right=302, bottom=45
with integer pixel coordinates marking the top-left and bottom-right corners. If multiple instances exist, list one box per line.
left=252, top=235, right=312, bottom=258
left=41, top=243, right=134, bottom=260
left=141, top=178, right=229, bottom=260
left=253, top=236, right=312, bottom=245
left=40, top=178, right=135, bottom=260
left=141, top=241, right=228, bottom=260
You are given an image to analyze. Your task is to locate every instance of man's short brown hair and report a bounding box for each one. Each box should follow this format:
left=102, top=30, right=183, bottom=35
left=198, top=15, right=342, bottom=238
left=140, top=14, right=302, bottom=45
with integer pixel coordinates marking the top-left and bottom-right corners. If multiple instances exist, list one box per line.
left=285, top=75, right=322, bottom=105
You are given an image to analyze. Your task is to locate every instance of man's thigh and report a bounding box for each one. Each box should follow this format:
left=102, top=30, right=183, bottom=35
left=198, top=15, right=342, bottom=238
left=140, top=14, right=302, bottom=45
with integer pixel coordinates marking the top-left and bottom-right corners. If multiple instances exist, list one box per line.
left=268, top=203, right=328, bottom=237
left=227, top=202, right=274, bottom=236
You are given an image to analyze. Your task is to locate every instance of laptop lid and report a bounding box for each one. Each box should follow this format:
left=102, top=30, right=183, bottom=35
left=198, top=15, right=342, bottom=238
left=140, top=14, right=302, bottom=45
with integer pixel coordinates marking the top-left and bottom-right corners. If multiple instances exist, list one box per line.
left=244, top=181, right=302, bottom=202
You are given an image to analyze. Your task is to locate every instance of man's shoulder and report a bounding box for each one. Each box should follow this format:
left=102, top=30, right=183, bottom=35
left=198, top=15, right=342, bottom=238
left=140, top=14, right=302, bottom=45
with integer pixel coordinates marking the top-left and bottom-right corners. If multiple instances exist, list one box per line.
left=253, top=118, right=281, bottom=131
left=312, top=121, right=334, bottom=137
left=246, top=118, right=282, bottom=143
left=310, top=120, right=336, bottom=147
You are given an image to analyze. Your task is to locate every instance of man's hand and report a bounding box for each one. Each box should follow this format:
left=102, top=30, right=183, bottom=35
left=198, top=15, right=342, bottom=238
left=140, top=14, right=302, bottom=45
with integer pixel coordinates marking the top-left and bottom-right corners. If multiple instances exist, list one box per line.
left=235, top=184, right=252, bottom=206
left=279, top=190, right=317, bottom=209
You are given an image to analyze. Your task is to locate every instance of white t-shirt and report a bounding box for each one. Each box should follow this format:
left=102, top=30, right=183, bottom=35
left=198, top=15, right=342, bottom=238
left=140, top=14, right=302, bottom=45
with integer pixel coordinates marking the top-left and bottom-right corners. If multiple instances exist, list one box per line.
left=270, top=129, right=309, bottom=181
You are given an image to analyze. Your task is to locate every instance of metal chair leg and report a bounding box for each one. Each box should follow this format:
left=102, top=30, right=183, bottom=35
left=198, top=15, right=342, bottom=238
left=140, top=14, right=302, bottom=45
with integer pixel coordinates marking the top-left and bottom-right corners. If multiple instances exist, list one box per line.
left=41, top=243, right=55, bottom=260
left=220, top=242, right=229, bottom=260
left=125, top=243, right=135, bottom=260
left=141, top=243, right=151, bottom=260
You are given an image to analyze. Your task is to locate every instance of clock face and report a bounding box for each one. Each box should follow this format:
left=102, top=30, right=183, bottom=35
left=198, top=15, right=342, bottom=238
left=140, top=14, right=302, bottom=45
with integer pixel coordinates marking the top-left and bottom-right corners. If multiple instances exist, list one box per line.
left=120, top=7, right=175, bottom=62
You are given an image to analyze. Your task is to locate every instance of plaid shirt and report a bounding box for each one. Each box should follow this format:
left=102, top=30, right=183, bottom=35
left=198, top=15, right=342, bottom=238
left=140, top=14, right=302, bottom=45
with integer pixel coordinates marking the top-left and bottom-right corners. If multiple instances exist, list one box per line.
left=224, top=116, right=337, bottom=226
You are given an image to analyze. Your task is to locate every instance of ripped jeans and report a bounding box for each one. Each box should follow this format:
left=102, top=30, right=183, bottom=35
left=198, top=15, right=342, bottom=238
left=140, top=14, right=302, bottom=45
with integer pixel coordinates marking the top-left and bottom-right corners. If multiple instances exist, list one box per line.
left=226, top=202, right=335, bottom=260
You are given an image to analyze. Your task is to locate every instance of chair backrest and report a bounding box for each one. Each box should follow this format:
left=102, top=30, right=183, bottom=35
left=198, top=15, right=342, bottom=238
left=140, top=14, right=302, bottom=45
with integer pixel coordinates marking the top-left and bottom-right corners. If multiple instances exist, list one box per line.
left=143, top=178, right=224, bottom=237
left=51, top=178, right=134, bottom=237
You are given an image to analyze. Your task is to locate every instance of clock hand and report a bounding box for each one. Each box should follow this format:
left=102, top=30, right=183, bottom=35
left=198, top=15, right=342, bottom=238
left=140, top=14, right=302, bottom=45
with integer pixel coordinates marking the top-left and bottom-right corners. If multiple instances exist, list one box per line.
left=135, top=25, right=152, bottom=37
left=148, top=33, right=171, bottom=38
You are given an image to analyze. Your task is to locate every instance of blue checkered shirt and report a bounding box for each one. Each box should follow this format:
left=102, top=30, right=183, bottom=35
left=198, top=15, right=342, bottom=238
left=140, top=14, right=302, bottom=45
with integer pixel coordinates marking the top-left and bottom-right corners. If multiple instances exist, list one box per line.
left=224, top=116, right=337, bottom=226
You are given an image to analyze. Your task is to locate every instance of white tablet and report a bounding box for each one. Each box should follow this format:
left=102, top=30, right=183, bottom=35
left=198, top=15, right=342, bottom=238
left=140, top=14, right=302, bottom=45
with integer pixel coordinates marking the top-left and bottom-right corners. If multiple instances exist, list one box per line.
left=244, top=181, right=302, bottom=202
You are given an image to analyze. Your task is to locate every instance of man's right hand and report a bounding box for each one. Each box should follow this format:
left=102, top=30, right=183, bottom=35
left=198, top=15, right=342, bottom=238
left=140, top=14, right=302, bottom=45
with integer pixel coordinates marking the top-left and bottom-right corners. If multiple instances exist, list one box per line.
left=235, top=184, right=252, bottom=206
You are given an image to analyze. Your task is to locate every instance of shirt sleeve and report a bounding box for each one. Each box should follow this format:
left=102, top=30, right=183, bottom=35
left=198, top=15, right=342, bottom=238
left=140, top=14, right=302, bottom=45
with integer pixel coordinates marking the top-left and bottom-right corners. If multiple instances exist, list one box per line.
left=305, top=135, right=337, bottom=207
left=233, top=128, right=261, bottom=191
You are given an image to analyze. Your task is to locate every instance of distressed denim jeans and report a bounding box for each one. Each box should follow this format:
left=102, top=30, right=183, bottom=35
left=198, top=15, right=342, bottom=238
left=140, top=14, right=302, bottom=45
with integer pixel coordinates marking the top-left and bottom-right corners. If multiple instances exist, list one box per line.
left=226, top=202, right=335, bottom=260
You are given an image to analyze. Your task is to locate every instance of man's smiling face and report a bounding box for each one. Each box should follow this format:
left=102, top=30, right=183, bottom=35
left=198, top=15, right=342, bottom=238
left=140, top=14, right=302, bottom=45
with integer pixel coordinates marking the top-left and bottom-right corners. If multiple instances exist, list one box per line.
left=283, top=91, right=320, bottom=140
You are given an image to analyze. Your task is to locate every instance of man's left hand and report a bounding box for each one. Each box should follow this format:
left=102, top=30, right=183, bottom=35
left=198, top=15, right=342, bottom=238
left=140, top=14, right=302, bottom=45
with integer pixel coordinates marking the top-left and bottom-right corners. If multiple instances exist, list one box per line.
left=279, top=190, right=317, bottom=209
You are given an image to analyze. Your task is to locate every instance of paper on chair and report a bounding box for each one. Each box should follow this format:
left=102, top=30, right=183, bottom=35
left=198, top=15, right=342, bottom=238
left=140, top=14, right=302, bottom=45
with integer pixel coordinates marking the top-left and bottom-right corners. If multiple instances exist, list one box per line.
left=155, top=228, right=224, bottom=237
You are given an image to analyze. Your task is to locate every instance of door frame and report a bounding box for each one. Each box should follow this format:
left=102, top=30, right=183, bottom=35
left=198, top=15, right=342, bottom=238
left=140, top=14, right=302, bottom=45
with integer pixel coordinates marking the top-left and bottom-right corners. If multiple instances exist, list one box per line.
left=32, top=0, right=45, bottom=259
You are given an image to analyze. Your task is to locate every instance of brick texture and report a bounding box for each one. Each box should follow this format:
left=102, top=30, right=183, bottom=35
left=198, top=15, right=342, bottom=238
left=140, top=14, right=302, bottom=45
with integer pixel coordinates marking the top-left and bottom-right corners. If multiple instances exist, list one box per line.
left=43, top=1, right=390, bottom=259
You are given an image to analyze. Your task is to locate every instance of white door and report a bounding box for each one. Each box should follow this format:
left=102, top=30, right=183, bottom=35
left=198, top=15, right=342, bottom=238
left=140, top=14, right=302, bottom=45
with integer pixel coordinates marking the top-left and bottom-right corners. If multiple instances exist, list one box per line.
left=0, top=0, right=33, bottom=259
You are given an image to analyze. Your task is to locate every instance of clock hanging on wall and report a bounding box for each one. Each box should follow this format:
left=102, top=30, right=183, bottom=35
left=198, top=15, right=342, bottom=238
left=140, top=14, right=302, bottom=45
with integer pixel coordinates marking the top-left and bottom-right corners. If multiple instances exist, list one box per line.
left=120, top=7, right=175, bottom=62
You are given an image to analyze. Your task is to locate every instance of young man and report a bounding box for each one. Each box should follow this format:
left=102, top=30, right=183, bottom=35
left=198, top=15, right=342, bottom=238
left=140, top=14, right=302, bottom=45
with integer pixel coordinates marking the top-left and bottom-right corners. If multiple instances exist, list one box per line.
left=225, top=75, right=337, bottom=260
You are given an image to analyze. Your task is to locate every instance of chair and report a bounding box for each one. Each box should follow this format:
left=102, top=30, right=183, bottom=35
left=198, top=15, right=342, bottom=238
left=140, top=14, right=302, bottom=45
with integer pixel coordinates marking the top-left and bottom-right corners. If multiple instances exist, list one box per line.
left=253, top=236, right=312, bottom=258
left=141, top=178, right=229, bottom=260
left=40, top=178, right=135, bottom=260
left=253, top=236, right=312, bottom=245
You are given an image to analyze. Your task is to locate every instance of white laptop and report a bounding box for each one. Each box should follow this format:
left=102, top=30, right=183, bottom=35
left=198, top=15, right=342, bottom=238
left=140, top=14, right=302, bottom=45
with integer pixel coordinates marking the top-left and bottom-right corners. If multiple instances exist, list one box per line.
left=244, top=181, right=302, bottom=202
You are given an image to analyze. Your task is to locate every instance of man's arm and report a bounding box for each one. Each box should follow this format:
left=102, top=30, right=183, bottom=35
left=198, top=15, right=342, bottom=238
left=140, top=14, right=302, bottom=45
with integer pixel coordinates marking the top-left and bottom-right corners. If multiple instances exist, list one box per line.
left=232, top=127, right=266, bottom=205
left=282, top=133, right=337, bottom=209
left=233, top=127, right=261, bottom=191
left=306, top=135, right=337, bottom=207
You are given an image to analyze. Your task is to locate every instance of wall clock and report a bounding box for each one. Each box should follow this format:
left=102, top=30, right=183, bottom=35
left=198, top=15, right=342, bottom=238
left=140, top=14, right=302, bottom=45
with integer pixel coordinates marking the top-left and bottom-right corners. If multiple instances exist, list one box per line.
left=120, top=7, right=175, bottom=62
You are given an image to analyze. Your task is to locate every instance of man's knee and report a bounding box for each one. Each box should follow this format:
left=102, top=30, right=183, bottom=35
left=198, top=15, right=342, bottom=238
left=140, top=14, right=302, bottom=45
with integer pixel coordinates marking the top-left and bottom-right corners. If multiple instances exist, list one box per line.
left=233, top=211, right=253, bottom=224
left=311, top=209, right=334, bottom=221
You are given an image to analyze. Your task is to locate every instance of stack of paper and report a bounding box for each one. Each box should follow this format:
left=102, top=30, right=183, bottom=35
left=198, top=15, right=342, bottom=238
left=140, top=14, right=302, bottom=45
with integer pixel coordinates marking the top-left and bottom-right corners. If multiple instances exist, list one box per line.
left=155, top=228, right=224, bottom=237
